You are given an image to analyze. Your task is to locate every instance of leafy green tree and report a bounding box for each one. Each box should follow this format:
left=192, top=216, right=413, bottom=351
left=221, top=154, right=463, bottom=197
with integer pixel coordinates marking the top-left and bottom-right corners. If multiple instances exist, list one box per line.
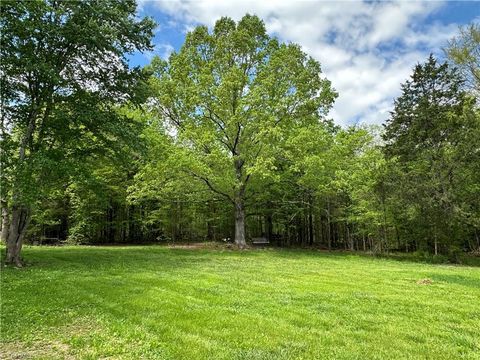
left=150, top=15, right=336, bottom=247
left=0, top=0, right=155, bottom=265
left=445, top=23, right=480, bottom=95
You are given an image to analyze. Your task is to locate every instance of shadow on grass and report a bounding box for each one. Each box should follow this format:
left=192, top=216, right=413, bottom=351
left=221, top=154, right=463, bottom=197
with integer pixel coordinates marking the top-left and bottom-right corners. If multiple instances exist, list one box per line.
left=429, top=273, right=480, bottom=289
left=366, top=251, right=480, bottom=267
left=246, top=246, right=480, bottom=267
left=0, top=245, right=214, bottom=273
left=2, top=244, right=479, bottom=271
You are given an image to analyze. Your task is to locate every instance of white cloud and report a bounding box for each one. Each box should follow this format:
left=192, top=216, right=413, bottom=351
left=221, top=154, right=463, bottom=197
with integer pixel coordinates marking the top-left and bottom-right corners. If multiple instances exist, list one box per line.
left=144, top=43, right=175, bottom=61
left=143, top=0, right=460, bottom=126
left=156, top=43, right=175, bottom=60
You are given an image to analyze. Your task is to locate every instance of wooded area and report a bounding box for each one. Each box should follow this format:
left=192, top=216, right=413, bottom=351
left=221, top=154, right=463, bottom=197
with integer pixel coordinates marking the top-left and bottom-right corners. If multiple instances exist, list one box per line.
left=1, top=1, right=479, bottom=266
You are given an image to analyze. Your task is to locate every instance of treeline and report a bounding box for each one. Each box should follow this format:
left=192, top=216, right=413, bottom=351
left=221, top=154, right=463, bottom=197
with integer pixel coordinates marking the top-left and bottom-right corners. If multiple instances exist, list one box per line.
left=30, top=46, right=480, bottom=256
left=1, top=1, right=479, bottom=266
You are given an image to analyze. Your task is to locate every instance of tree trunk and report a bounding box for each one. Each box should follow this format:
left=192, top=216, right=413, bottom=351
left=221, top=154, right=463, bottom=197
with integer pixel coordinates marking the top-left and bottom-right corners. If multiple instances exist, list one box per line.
left=234, top=197, right=246, bottom=248
left=347, top=223, right=354, bottom=251
left=326, top=200, right=332, bottom=250
left=5, top=205, right=30, bottom=267
left=207, top=218, right=214, bottom=241
left=308, top=198, right=314, bottom=246
left=1, top=201, right=10, bottom=244
left=5, top=110, right=37, bottom=264
left=296, top=215, right=303, bottom=246
left=475, top=229, right=480, bottom=252
left=265, top=212, right=273, bottom=242
left=233, top=156, right=247, bottom=249
left=207, top=201, right=215, bottom=241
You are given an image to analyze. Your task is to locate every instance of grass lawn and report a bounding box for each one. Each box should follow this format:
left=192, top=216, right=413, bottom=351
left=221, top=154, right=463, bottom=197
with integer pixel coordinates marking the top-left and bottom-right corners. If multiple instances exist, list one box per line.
left=1, top=245, right=479, bottom=359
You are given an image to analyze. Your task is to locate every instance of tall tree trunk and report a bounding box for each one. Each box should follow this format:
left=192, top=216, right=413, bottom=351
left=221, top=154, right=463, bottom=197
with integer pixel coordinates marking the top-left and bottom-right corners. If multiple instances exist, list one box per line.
left=296, top=215, right=303, bottom=246
left=265, top=212, right=273, bottom=243
left=475, top=229, right=480, bottom=252
left=125, top=205, right=130, bottom=242
left=5, top=110, right=38, bottom=265
left=1, top=200, right=10, bottom=244
left=347, top=224, right=354, bottom=251
left=327, top=199, right=332, bottom=250
left=5, top=205, right=30, bottom=267
left=395, top=225, right=400, bottom=250
left=207, top=201, right=215, bottom=241
left=233, top=157, right=247, bottom=248
left=234, top=196, right=246, bottom=248
left=308, top=196, right=314, bottom=246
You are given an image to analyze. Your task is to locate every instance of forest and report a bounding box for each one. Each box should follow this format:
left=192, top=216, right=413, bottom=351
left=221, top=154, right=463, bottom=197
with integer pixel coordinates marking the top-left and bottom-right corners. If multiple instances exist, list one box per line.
left=1, top=2, right=480, bottom=359
left=1, top=0, right=479, bottom=266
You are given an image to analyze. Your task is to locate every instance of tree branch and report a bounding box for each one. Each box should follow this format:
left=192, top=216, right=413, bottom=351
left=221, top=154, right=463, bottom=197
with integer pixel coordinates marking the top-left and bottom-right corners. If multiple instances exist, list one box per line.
left=186, top=170, right=234, bottom=204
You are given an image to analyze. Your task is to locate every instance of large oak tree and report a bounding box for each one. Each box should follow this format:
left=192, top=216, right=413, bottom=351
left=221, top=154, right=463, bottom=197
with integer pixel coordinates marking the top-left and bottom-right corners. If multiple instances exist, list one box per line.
left=151, top=15, right=336, bottom=247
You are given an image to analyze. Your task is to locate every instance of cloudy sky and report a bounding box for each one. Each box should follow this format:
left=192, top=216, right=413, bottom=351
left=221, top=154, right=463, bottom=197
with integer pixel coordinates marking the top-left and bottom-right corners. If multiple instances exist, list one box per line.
left=130, top=0, right=479, bottom=127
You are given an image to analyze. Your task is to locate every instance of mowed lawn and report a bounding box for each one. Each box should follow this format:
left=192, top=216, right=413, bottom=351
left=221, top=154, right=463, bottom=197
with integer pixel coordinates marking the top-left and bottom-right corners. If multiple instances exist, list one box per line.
left=1, top=246, right=479, bottom=360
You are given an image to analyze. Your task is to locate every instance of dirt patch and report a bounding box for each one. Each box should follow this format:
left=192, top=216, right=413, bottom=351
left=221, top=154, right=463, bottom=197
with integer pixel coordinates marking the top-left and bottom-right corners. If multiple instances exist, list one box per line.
left=0, top=340, right=73, bottom=360
left=417, top=278, right=434, bottom=285
left=168, top=242, right=210, bottom=249
left=167, top=242, right=248, bottom=250
left=0, top=318, right=102, bottom=360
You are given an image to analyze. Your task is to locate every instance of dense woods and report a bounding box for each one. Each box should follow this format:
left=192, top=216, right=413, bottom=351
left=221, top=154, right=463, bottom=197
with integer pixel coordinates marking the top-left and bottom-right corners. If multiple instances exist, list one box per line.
left=1, top=1, right=479, bottom=265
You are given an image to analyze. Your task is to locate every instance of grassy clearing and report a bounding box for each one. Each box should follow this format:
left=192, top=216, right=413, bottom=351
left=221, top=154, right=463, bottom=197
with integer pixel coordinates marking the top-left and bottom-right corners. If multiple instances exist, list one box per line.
left=1, top=245, right=479, bottom=359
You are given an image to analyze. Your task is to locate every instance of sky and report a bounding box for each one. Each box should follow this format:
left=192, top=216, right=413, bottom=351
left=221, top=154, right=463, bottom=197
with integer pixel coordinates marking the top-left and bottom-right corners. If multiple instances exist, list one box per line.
left=129, top=0, right=480, bottom=127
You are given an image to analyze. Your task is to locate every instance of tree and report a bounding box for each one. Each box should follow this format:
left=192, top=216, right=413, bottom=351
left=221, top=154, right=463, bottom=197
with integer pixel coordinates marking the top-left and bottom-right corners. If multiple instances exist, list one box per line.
left=382, top=55, right=479, bottom=255
left=150, top=15, right=336, bottom=247
left=0, top=0, right=155, bottom=266
left=445, top=23, right=480, bottom=95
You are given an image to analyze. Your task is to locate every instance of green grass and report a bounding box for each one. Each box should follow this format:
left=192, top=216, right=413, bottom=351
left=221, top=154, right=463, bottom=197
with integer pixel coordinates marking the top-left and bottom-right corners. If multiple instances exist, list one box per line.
left=1, top=245, right=479, bottom=359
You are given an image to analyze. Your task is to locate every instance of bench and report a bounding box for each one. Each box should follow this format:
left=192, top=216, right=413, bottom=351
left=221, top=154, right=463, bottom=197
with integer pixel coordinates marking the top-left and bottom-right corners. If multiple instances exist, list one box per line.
left=252, top=237, right=269, bottom=245
left=37, top=236, right=60, bottom=245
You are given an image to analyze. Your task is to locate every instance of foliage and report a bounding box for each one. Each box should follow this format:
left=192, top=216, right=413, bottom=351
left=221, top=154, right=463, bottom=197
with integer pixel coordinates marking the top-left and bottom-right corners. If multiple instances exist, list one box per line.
left=445, top=23, right=480, bottom=95
left=0, top=0, right=155, bottom=263
left=148, top=15, right=336, bottom=245
left=382, top=55, right=480, bottom=254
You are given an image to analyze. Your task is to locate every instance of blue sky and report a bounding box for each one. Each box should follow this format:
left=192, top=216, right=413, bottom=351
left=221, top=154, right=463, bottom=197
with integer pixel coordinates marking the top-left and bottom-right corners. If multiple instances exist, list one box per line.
left=129, top=0, right=479, bottom=126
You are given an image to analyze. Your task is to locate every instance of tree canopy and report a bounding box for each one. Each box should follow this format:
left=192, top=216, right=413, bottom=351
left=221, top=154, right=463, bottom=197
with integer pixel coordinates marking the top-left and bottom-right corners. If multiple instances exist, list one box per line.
left=148, top=15, right=336, bottom=247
